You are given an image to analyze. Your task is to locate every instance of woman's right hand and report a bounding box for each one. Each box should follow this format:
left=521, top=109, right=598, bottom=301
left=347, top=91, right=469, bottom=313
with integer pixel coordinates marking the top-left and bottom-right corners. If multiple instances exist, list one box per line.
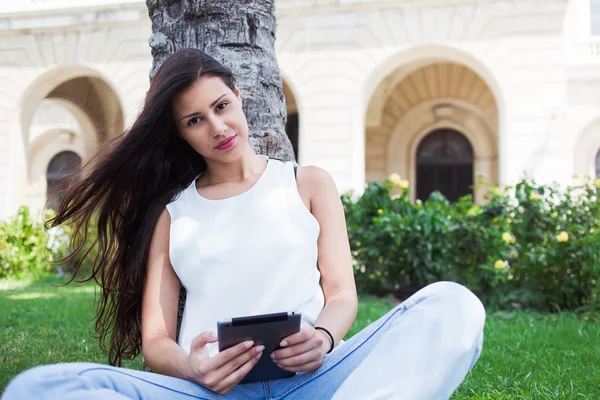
left=187, top=331, right=264, bottom=395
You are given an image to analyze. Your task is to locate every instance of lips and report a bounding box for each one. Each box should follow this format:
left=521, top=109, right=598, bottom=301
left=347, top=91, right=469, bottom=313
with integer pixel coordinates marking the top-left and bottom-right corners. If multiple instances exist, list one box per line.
left=216, top=135, right=237, bottom=150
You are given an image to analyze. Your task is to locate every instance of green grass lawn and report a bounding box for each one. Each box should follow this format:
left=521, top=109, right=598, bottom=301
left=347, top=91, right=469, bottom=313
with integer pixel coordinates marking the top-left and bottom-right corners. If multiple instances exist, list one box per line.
left=1, top=275, right=599, bottom=398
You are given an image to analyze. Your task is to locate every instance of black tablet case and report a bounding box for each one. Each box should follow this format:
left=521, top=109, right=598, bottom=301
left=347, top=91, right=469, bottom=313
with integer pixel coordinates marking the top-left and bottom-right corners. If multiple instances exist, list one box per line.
left=217, top=312, right=302, bottom=384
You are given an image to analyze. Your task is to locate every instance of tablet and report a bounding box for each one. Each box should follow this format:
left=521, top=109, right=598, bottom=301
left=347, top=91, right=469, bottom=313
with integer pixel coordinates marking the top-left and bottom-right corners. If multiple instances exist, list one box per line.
left=217, top=311, right=301, bottom=384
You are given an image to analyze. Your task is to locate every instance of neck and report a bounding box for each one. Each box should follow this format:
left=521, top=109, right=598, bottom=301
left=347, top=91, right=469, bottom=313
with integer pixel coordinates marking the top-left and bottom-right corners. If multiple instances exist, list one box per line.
left=203, top=146, right=266, bottom=184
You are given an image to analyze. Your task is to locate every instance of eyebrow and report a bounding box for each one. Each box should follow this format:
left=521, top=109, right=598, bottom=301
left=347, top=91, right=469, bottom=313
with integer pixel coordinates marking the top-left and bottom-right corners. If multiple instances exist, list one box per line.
left=178, top=94, right=228, bottom=122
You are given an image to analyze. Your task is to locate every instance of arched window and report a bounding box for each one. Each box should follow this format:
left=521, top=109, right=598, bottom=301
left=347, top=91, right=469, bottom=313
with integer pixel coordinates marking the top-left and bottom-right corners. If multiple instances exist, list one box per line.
left=46, top=151, right=82, bottom=210
left=416, top=129, right=474, bottom=202
left=596, top=149, right=600, bottom=178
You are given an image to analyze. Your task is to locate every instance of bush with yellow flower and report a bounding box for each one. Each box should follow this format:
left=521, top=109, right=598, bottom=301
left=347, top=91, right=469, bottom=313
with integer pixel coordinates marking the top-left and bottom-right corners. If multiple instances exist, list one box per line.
left=341, top=174, right=600, bottom=313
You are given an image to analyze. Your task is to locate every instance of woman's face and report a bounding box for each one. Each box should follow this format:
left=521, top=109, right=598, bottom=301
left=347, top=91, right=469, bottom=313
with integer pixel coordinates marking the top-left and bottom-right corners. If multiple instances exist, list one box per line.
left=173, top=75, right=249, bottom=163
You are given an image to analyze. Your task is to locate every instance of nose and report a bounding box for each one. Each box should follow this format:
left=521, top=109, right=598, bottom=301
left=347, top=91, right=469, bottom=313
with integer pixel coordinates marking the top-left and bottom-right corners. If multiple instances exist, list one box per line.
left=208, top=115, right=227, bottom=137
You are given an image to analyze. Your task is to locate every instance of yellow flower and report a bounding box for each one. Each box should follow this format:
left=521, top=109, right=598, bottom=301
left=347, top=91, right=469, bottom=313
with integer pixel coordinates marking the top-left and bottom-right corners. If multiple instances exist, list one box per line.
left=491, top=186, right=503, bottom=196
left=388, top=173, right=402, bottom=185
left=502, top=232, right=516, bottom=244
left=556, top=231, right=569, bottom=243
left=388, top=173, right=409, bottom=189
left=591, top=228, right=596, bottom=234
left=377, top=208, right=383, bottom=214
left=529, top=192, right=542, bottom=201
left=494, top=260, right=507, bottom=270
left=595, top=179, right=600, bottom=188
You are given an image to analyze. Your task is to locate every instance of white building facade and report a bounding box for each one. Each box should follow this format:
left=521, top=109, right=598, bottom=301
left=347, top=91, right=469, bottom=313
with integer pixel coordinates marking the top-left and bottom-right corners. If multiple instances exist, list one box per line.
left=0, top=0, right=599, bottom=218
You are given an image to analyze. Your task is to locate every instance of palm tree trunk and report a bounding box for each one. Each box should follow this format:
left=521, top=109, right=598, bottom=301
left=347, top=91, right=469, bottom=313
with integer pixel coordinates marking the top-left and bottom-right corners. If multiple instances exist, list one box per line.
left=143, top=0, right=292, bottom=372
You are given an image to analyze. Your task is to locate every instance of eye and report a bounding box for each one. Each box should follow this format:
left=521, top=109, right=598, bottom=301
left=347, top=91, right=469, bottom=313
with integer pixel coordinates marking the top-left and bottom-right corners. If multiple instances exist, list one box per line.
left=187, top=116, right=202, bottom=126
left=216, top=102, right=228, bottom=112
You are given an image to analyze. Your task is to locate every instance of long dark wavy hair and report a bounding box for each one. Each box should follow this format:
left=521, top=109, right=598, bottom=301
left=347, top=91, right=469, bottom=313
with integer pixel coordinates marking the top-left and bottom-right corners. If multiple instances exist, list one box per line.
left=44, top=49, right=237, bottom=366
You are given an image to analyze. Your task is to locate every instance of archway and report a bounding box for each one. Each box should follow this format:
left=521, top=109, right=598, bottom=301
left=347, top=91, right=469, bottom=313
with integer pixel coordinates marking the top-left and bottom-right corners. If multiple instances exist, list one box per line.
left=416, top=129, right=474, bottom=202
left=16, top=66, right=124, bottom=213
left=365, top=59, right=498, bottom=202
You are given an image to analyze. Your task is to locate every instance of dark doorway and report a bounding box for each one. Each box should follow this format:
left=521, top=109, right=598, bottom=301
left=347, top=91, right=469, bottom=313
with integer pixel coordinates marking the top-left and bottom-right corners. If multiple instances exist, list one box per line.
left=46, top=150, right=82, bottom=210
left=416, top=129, right=473, bottom=202
left=286, top=112, right=299, bottom=161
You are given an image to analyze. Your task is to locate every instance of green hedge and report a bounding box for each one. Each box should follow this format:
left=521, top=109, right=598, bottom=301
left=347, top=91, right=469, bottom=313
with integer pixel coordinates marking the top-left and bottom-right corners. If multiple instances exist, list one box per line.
left=3, top=176, right=600, bottom=314
left=0, top=206, right=62, bottom=279
left=342, top=175, right=600, bottom=313
left=0, top=206, right=97, bottom=279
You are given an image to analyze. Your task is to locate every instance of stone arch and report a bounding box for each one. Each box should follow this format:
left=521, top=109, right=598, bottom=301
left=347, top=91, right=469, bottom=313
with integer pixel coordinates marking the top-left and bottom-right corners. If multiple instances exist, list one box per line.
left=29, top=98, right=99, bottom=164
left=11, top=65, right=125, bottom=213
left=363, top=45, right=505, bottom=121
left=28, top=99, right=97, bottom=212
left=19, top=65, right=124, bottom=146
left=365, top=49, right=500, bottom=203
left=359, top=45, right=506, bottom=194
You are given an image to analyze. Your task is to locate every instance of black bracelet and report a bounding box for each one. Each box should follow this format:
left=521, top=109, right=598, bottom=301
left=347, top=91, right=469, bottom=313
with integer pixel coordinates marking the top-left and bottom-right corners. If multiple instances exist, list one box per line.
left=314, top=326, right=335, bottom=354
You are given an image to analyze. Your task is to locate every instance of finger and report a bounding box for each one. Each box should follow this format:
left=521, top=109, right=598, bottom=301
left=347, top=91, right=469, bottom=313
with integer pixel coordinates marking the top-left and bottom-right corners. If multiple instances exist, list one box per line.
left=275, top=347, right=323, bottom=367
left=278, top=359, right=323, bottom=373
left=272, top=338, right=321, bottom=361
left=208, top=340, right=255, bottom=370
left=214, top=344, right=264, bottom=381
left=279, top=326, right=315, bottom=348
left=213, top=349, right=263, bottom=393
left=190, top=331, right=218, bottom=353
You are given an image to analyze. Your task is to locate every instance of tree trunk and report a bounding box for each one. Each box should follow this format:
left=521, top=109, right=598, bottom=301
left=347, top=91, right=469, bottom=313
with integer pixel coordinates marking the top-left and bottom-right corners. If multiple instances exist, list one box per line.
left=143, top=0, right=292, bottom=371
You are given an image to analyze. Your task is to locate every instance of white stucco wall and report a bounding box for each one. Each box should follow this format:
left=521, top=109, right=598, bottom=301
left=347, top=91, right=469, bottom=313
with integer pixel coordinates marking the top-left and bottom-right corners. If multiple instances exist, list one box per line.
left=276, top=0, right=573, bottom=192
left=1, top=0, right=599, bottom=219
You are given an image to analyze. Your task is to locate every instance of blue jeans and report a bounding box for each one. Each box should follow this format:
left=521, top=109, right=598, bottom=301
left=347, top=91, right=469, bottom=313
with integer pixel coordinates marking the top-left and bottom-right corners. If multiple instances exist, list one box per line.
left=2, top=281, right=486, bottom=400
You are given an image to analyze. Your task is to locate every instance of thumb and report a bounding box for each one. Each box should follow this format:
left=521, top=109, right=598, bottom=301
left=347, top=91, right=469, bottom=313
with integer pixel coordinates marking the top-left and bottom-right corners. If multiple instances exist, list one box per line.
left=190, top=331, right=218, bottom=353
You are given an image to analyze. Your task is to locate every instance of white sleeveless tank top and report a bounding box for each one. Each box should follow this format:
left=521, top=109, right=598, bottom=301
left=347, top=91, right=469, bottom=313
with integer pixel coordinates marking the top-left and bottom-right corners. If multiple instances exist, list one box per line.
left=165, top=156, right=325, bottom=357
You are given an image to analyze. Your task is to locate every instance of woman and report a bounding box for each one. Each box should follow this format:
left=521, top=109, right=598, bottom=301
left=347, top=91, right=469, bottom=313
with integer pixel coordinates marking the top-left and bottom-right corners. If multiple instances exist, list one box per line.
left=2, top=49, right=486, bottom=400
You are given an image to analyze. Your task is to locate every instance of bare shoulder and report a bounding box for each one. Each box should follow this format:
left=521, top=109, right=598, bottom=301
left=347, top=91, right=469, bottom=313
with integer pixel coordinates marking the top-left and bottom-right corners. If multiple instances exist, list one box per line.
left=156, top=207, right=171, bottom=232
left=149, top=207, right=172, bottom=250
left=296, top=165, right=338, bottom=195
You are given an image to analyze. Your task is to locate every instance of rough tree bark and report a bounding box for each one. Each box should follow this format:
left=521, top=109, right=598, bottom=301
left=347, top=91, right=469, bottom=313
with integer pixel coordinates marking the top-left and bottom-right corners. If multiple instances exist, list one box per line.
left=142, top=0, right=293, bottom=371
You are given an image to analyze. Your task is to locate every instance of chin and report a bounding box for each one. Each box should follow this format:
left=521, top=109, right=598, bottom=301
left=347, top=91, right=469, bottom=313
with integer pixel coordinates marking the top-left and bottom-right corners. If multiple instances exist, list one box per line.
left=212, top=147, right=245, bottom=163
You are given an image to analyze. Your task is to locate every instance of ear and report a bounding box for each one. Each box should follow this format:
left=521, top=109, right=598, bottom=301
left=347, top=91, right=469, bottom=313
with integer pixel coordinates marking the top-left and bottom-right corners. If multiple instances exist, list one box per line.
left=234, top=86, right=242, bottom=104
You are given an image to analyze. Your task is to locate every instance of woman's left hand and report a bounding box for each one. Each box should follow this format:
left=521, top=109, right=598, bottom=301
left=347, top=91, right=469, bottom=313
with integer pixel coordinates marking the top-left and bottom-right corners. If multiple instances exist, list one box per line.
left=270, top=326, right=331, bottom=372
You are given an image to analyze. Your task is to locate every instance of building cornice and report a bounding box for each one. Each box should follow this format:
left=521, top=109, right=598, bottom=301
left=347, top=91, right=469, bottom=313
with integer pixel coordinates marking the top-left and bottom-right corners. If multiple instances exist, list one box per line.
left=0, top=0, right=569, bottom=33
left=0, top=1, right=149, bottom=34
